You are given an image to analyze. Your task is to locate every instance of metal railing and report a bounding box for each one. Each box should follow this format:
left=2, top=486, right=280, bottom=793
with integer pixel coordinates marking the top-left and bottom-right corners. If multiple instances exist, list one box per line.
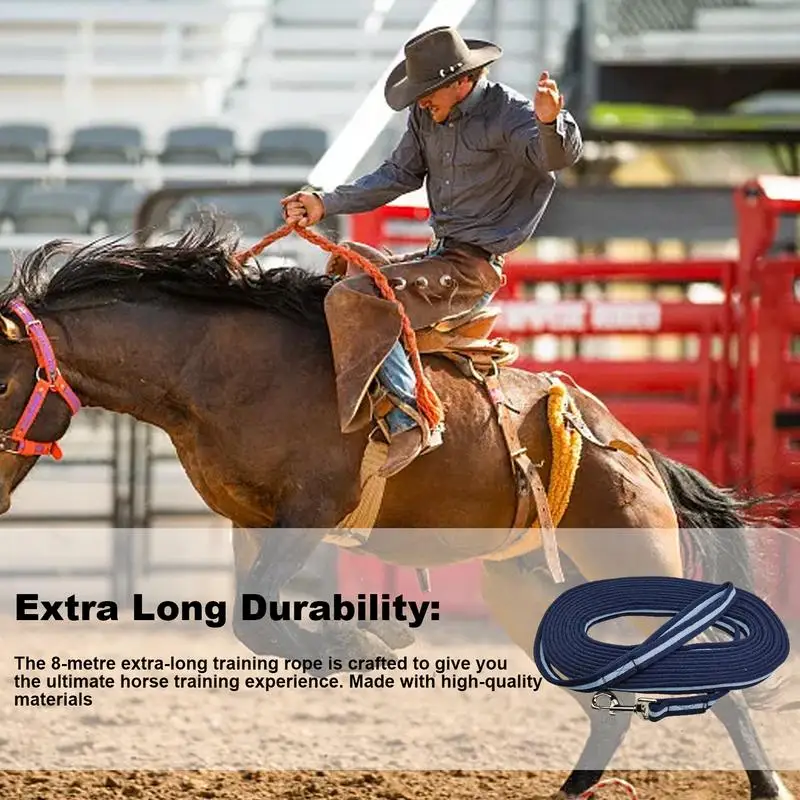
left=591, top=0, right=749, bottom=38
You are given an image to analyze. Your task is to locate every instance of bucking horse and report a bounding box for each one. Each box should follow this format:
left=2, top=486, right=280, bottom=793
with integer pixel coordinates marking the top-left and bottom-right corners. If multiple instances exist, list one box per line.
left=0, top=219, right=795, bottom=799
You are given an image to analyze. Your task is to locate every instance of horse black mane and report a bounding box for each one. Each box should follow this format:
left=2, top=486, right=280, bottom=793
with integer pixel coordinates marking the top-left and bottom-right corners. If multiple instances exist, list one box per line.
left=0, top=215, right=336, bottom=327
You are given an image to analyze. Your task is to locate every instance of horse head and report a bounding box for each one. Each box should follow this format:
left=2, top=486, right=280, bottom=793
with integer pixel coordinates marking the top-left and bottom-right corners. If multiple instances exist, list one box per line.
left=0, top=299, right=80, bottom=512
left=0, top=216, right=340, bottom=516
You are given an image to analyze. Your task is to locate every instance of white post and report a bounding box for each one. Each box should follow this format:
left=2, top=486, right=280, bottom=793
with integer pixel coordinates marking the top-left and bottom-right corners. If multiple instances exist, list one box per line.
left=308, top=0, right=480, bottom=192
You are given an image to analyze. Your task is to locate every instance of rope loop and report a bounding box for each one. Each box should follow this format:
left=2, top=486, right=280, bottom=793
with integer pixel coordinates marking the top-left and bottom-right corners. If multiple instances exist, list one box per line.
left=533, top=576, right=790, bottom=721
left=579, top=777, right=639, bottom=799
left=235, top=222, right=443, bottom=431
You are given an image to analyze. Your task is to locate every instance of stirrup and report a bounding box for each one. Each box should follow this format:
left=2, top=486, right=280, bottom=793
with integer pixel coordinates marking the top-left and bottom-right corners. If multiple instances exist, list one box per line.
left=377, top=415, right=443, bottom=479
left=423, top=425, right=444, bottom=453
left=368, top=382, right=446, bottom=446
left=388, top=394, right=445, bottom=445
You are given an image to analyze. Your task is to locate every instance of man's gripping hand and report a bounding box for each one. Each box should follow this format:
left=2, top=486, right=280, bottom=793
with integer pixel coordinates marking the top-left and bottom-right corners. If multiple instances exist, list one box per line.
left=280, top=191, right=325, bottom=227
left=534, top=70, right=564, bottom=124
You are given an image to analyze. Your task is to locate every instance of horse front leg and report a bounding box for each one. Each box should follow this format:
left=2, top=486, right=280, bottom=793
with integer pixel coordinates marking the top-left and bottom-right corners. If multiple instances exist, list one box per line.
left=231, top=525, right=328, bottom=662
left=231, top=524, right=405, bottom=672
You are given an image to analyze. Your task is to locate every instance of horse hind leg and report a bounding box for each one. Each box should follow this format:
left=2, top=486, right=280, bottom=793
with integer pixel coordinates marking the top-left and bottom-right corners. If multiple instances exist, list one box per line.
left=480, top=555, right=633, bottom=799
left=549, top=439, right=778, bottom=797
left=556, top=523, right=793, bottom=799
left=647, top=449, right=796, bottom=800
left=481, top=548, right=795, bottom=800
left=709, top=693, right=794, bottom=800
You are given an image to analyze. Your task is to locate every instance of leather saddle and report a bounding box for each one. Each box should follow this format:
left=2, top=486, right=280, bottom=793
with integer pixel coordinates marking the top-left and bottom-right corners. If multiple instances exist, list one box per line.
left=415, top=306, right=519, bottom=376
left=325, top=239, right=518, bottom=379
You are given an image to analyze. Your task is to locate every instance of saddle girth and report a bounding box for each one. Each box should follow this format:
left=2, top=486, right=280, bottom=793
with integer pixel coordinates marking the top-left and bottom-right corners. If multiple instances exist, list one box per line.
left=442, top=353, right=564, bottom=584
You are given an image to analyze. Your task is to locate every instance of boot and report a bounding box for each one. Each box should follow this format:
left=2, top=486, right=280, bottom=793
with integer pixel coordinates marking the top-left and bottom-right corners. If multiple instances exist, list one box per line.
left=378, top=424, right=443, bottom=479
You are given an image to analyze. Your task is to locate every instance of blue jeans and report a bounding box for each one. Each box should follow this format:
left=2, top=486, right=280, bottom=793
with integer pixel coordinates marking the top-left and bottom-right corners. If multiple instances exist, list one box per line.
left=380, top=289, right=495, bottom=434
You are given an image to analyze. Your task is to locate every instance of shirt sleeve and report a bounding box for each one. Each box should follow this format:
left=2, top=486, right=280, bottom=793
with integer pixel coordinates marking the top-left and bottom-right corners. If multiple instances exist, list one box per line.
left=317, top=112, right=427, bottom=217
left=503, top=99, right=584, bottom=174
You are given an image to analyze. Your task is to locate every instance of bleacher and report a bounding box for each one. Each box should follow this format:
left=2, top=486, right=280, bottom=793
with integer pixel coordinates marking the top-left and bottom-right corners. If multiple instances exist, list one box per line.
left=226, top=0, right=578, bottom=171
left=581, top=0, right=800, bottom=116
left=0, top=0, right=580, bottom=279
left=0, top=118, right=330, bottom=277
left=0, top=0, right=334, bottom=276
left=592, top=0, right=800, bottom=64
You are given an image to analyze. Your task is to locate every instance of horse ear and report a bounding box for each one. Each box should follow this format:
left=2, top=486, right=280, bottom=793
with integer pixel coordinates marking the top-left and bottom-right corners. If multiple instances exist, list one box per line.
left=0, top=314, right=22, bottom=341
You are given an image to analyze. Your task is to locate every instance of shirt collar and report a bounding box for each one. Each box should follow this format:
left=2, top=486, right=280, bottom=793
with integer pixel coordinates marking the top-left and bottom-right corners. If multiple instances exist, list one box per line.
left=449, top=75, right=489, bottom=120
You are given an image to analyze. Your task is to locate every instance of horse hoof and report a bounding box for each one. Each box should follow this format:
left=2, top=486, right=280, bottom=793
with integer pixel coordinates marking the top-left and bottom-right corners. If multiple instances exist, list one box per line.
left=321, top=619, right=399, bottom=665
left=358, top=618, right=416, bottom=649
left=752, top=772, right=796, bottom=800
left=757, top=784, right=796, bottom=800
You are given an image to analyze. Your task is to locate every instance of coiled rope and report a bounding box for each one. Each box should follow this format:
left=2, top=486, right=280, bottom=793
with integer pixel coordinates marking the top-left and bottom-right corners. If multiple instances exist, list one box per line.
left=234, top=222, right=443, bottom=431
left=533, top=576, right=790, bottom=721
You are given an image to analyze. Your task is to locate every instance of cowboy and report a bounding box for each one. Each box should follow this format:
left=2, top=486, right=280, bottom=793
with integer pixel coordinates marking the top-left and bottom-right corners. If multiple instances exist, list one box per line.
left=281, top=25, right=583, bottom=478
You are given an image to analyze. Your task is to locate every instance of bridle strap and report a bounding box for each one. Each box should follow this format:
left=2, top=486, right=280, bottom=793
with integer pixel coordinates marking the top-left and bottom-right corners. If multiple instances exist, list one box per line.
left=0, top=298, right=81, bottom=460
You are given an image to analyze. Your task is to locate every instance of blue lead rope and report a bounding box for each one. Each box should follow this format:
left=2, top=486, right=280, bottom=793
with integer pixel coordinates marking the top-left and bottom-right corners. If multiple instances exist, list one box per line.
left=533, top=576, right=791, bottom=721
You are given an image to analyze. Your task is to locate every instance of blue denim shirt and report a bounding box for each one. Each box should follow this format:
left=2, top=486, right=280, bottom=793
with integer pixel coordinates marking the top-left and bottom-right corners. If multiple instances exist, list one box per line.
left=318, top=76, right=583, bottom=255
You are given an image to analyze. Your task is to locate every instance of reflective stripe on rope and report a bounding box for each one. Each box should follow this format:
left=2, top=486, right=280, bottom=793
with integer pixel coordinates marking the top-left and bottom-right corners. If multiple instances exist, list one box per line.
left=533, top=576, right=790, bottom=721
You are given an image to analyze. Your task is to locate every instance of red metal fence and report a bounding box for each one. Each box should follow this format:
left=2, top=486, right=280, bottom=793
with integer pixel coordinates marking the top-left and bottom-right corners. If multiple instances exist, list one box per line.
left=337, top=177, right=800, bottom=621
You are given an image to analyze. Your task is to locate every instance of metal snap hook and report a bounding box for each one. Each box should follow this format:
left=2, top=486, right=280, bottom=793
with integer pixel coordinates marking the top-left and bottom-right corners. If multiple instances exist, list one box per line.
left=591, top=691, right=656, bottom=720
left=591, top=690, right=621, bottom=713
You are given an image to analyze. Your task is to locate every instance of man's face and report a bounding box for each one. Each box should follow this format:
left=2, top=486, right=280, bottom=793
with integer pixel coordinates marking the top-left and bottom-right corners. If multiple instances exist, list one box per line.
left=417, top=77, right=470, bottom=123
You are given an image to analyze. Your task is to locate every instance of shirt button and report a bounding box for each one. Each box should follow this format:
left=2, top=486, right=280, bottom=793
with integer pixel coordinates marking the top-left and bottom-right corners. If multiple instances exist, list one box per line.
left=445, top=180, right=450, bottom=184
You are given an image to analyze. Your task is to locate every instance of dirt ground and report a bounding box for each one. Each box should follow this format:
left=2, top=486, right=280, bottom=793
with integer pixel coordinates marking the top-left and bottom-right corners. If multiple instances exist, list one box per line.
left=2, top=615, right=798, bottom=799
left=1, top=768, right=799, bottom=800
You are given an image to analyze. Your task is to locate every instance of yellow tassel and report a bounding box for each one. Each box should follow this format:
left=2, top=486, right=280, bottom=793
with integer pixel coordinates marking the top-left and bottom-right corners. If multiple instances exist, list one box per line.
left=483, top=378, right=583, bottom=563
left=534, top=380, right=582, bottom=529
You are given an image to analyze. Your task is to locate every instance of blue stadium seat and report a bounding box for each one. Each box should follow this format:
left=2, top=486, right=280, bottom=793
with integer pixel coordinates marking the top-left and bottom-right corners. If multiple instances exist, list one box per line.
left=65, top=125, right=145, bottom=164
left=0, top=250, right=14, bottom=284
left=11, top=181, right=104, bottom=235
left=172, top=191, right=279, bottom=238
left=100, top=182, right=150, bottom=235
left=159, top=125, right=237, bottom=165
left=0, top=124, right=50, bottom=163
left=0, top=181, right=28, bottom=231
left=251, top=126, right=328, bottom=166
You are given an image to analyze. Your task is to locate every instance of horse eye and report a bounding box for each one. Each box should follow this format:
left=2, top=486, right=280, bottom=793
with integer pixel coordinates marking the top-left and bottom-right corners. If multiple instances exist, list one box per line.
left=0, top=384, right=7, bottom=396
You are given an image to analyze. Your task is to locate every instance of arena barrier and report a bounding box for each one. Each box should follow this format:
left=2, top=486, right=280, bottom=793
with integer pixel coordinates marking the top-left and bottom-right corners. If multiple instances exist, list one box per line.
left=338, top=176, right=800, bottom=621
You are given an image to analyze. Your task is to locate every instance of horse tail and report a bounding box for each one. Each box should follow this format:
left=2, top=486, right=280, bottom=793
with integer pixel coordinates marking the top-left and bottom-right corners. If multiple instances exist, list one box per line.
left=647, top=448, right=758, bottom=590
left=648, top=448, right=797, bottom=711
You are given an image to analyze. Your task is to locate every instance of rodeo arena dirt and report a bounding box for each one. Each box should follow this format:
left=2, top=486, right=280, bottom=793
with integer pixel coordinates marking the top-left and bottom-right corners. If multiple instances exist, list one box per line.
left=3, top=1, right=800, bottom=799
left=0, top=610, right=799, bottom=800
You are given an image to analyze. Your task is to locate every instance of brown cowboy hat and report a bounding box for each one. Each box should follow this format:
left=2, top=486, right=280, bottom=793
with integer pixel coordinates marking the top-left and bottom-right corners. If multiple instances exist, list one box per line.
left=384, top=26, right=502, bottom=112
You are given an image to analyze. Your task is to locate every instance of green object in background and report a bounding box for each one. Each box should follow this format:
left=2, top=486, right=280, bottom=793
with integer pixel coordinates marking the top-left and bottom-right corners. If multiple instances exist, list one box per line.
left=590, top=103, right=800, bottom=132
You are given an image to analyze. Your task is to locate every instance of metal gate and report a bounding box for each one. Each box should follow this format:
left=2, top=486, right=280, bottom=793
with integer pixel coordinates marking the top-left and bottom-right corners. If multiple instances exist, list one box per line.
left=0, top=411, right=142, bottom=605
